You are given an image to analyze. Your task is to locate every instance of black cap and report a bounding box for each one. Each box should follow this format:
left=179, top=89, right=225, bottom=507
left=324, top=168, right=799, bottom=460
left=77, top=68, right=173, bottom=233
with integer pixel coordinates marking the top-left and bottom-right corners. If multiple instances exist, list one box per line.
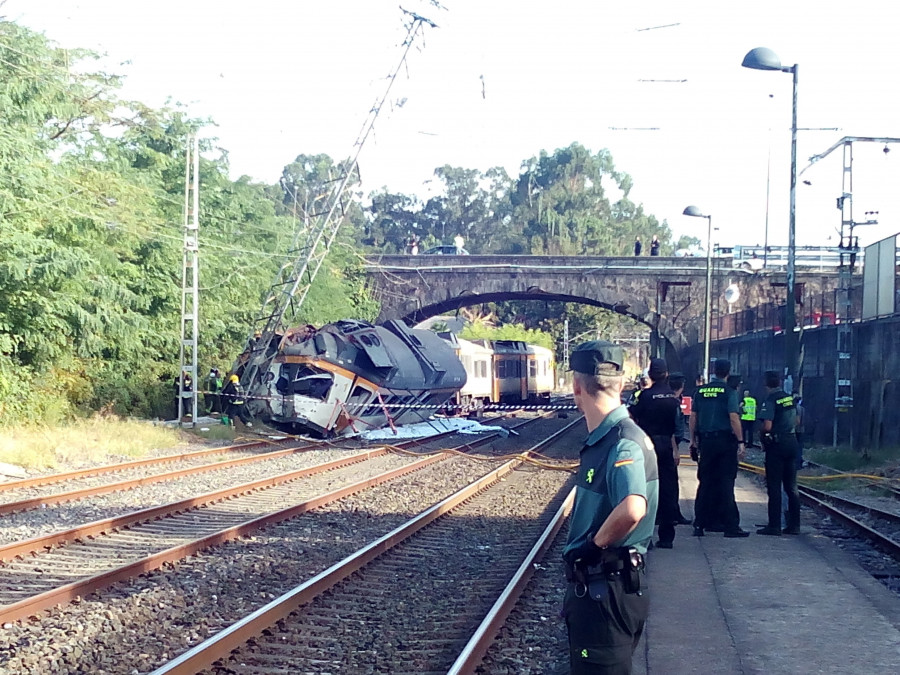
left=648, top=358, right=668, bottom=379
left=570, top=340, right=625, bottom=374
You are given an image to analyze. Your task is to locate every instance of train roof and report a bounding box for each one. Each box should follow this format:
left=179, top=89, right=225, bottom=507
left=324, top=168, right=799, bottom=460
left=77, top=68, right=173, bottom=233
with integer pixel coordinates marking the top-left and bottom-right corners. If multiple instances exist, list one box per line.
left=280, top=319, right=466, bottom=391
left=526, top=344, right=554, bottom=358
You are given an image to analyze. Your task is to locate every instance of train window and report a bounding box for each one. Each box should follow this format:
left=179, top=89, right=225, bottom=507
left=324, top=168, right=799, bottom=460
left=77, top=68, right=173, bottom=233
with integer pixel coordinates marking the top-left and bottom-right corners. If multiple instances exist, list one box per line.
left=529, top=360, right=537, bottom=378
left=347, top=385, right=372, bottom=413
left=543, top=360, right=548, bottom=376
left=477, top=361, right=487, bottom=378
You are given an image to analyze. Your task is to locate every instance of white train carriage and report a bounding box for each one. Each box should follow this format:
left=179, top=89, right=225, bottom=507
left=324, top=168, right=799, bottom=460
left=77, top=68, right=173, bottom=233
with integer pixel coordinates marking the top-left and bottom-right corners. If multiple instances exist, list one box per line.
left=526, top=344, right=555, bottom=401
left=456, top=337, right=494, bottom=404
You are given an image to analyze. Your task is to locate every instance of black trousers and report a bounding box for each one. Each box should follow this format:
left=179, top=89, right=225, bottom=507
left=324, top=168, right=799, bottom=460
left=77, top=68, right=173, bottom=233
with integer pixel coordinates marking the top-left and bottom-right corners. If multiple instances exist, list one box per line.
left=651, top=435, right=677, bottom=544
left=694, top=435, right=741, bottom=532
left=741, top=419, right=755, bottom=445
left=564, top=575, right=648, bottom=674
left=765, top=436, right=801, bottom=530
left=225, top=402, right=250, bottom=424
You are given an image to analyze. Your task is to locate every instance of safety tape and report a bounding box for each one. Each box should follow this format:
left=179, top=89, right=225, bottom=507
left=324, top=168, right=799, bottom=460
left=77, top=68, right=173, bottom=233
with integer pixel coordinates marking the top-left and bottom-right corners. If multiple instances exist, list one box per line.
left=188, top=389, right=578, bottom=412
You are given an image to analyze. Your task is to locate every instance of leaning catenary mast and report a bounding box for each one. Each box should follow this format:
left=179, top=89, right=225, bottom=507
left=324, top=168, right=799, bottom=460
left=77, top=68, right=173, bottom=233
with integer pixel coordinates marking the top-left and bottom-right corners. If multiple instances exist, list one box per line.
left=234, top=9, right=437, bottom=403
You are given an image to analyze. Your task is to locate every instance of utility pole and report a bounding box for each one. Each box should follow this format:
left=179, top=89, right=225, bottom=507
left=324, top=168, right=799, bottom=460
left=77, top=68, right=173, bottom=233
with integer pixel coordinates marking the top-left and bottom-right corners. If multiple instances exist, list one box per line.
left=562, top=319, right=570, bottom=372
left=178, top=134, right=200, bottom=427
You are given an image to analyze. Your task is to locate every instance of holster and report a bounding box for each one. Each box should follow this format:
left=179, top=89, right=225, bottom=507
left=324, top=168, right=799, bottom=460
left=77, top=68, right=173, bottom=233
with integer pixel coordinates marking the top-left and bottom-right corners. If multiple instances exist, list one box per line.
left=565, top=547, right=645, bottom=598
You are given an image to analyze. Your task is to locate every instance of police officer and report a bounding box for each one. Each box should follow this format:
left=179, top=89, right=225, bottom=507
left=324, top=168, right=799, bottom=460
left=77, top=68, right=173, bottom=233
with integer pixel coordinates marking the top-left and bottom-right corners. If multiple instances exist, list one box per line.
left=689, top=359, right=750, bottom=538
left=757, top=370, right=801, bottom=535
left=740, top=390, right=757, bottom=447
left=667, top=372, right=693, bottom=526
left=562, top=341, right=659, bottom=674
left=630, top=357, right=680, bottom=549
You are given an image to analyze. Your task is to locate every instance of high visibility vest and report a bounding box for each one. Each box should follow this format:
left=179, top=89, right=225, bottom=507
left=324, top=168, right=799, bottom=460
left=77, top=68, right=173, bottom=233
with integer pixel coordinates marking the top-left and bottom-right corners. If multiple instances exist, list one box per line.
left=741, top=396, right=756, bottom=421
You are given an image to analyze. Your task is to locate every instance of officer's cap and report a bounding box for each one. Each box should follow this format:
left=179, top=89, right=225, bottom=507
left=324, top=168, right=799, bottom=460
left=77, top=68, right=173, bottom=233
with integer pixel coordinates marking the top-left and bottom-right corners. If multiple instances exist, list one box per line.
left=570, top=340, right=625, bottom=375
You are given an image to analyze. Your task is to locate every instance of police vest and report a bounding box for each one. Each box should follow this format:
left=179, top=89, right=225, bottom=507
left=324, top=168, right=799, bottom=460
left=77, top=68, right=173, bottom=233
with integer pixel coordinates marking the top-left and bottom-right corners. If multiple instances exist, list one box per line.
left=741, top=397, right=756, bottom=421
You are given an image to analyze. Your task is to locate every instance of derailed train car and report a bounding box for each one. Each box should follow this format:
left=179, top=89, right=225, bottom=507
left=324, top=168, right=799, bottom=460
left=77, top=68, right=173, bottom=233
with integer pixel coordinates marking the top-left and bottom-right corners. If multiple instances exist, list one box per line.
left=243, top=319, right=466, bottom=436
left=450, top=337, right=555, bottom=406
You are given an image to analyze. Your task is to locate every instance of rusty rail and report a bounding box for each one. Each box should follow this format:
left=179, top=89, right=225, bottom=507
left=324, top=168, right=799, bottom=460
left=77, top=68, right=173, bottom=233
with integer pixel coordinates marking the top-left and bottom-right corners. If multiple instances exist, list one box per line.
left=0, top=419, right=541, bottom=624
left=148, top=417, right=581, bottom=675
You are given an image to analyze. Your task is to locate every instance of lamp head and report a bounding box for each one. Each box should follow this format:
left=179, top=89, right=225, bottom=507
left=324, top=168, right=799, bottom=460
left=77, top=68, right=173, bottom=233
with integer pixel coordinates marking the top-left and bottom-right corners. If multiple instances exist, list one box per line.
left=683, top=205, right=707, bottom=218
left=742, top=47, right=783, bottom=71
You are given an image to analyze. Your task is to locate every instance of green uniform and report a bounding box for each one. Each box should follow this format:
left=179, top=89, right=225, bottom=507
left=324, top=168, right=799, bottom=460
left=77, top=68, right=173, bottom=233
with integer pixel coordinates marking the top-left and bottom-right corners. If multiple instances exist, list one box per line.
left=693, top=378, right=739, bottom=432
left=563, top=404, right=659, bottom=673
left=691, top=377, right=743, bottom=534
left=564, top=405, right=659, bottom=556
left=758, top=389, right=796, bottom=433
left=758, top=388, right=800, bottom=532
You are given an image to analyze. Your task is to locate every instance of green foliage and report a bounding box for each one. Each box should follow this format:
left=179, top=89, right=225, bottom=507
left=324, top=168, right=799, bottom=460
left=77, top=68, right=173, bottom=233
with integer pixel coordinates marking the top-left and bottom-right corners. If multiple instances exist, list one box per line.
left=0, top=20, right=374, bottom=426
left=460, top=322, right=554, bottom=350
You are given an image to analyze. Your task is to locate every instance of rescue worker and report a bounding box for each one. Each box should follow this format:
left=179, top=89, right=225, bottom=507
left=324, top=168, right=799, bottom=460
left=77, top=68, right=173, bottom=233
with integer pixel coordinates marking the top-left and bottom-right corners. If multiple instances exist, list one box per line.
left=221, top=374, right=251, bottom=427
left=630, top=358, right=680, bottom=549
left=562, top=341, right=658, bottom=674
left=173, top=371, right=193, bottom=420
left=204, top=368, right=223, bottom=414
left=757, top=370, right=801, bottom=535
left=740, top=390, right=757, bottom=447
left=689, top=359, right=750, bottom=538
left=667, top=371, right=693, bottom=526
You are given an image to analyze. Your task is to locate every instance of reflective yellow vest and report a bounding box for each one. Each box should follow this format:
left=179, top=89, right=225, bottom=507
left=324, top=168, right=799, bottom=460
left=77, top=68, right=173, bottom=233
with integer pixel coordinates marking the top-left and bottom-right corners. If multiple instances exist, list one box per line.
left=740, top=396, right=756, bottom=421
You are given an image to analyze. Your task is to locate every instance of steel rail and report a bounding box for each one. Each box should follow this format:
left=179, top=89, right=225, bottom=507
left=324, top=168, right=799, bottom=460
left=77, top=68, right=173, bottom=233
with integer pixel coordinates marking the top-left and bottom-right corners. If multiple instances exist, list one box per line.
left=803, top=460, right=900, bottom=499
left=0, top=442, right=327, bottom=515
left=798, top=484, right=900, bottom=526
left=0, top=436, right=309, bottom=494
left=0, top=420, right=541, bottom=624
left=148, top=417, right=582, bottom=675
left=798, top=488, right=900, bottom=558
left=0, top=423, right=472, bottom=515
left=447, top=487, right=575, bottom=675
left=0, top=423, right=479, bottom=561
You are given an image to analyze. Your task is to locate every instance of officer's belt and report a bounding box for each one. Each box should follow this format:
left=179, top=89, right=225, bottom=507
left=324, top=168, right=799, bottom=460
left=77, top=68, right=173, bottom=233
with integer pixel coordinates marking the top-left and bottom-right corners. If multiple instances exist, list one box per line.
left=699, top=430, right=735, bottom=439
left=564, top=548, right=644, bottom=582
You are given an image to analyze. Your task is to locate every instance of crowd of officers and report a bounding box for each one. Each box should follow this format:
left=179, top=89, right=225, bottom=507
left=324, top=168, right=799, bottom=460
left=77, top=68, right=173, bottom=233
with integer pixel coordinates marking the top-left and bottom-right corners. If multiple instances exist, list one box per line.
left=563, top=340, right=805, bottom=674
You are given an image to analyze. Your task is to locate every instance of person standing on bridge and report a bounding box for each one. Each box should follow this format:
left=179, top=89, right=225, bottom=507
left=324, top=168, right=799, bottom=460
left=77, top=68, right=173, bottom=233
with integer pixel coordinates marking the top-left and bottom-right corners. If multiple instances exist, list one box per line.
left=634, top=237, right=642, bottom=256
left=757, top=370, right=801, bottom=536
left=689, top=358, right=749, bottom=538
left=563, top=340, right=658, bottom=674
left=629, top=358, right=681, bottom=549
left=650, top=235, right=660, bottom=256
left=454, top=233, right=465, bottom=254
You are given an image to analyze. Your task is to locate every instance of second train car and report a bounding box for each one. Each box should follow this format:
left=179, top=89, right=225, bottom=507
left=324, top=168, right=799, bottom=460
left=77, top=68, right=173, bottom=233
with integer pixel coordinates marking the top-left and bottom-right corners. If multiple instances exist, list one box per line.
left=451, top=337, right=555, bottom=406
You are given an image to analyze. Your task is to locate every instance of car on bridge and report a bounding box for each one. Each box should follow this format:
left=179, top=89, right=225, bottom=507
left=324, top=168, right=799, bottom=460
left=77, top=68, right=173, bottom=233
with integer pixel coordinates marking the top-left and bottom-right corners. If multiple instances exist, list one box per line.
left=423, top=245, right=469, bottom=255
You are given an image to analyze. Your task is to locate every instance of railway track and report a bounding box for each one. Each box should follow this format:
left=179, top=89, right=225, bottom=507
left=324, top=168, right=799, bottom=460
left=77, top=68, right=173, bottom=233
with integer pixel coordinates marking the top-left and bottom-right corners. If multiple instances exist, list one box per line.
left=0, top=416, right=545, bottom=626
left=797, top=484, right=900, bottom=557
left=147, top=418, right=583, bottom=675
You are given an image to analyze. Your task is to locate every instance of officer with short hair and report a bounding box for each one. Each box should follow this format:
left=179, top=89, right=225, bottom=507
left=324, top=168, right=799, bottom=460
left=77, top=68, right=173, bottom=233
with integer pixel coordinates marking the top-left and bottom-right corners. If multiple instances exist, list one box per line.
left=757, top=370, right=801, bottom=535
left=630, top=357, right=681, bottom=549
left=689, top=359, right=749, bottom=538
left=563, top=340, right=659, bottom=674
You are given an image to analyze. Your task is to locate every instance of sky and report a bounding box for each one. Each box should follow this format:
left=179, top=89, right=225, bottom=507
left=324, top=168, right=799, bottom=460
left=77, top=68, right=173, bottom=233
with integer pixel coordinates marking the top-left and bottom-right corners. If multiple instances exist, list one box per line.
left=6, top=0, right=900, bottom=250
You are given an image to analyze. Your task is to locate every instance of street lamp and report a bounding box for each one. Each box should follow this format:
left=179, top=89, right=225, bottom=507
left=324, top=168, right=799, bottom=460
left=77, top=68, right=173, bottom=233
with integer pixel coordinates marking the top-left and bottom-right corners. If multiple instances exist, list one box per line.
left=683, top=205, right=713, bottom=383
left=742, top=46, right=799, bottom=389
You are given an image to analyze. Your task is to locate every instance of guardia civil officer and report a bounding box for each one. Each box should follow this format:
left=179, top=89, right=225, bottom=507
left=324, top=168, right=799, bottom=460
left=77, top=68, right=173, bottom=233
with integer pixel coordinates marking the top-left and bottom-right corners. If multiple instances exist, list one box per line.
left=630, top=358, right=680, bottom=549
left=689, top=359, right=750, bottom=538
left=562, top=341, right=659, bottom=674
left=756, top=370, right=801, bottom=535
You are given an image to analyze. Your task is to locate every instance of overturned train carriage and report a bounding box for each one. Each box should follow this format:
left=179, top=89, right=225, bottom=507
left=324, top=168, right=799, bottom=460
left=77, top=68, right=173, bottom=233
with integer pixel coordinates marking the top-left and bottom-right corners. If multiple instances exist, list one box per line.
left=246, top=320, right=467, bottom=436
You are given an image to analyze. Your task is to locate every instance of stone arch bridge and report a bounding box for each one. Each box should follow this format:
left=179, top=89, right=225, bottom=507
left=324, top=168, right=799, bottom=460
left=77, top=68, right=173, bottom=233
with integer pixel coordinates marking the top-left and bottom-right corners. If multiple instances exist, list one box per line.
left=364, top=255, right=840, bottom=368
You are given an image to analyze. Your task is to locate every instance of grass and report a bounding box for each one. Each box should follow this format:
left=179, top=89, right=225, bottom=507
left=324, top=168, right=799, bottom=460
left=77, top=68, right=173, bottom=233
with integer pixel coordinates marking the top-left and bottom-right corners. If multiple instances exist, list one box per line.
left=805, top=445, right=900, bottom=474
left=0, top=416, right=186, bottom=473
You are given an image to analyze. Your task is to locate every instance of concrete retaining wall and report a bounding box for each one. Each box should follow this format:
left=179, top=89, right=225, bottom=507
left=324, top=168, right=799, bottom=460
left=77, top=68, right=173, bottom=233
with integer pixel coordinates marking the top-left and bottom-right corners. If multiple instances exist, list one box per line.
left=680, top=314, right=900, bottom=449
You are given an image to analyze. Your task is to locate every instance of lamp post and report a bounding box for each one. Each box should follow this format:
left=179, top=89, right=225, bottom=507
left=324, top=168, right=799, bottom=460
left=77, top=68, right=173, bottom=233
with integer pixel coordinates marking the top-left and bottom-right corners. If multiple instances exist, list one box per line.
left=683, top=205, right=713, bottom=383
left=742, top=46, right=799, bottom=388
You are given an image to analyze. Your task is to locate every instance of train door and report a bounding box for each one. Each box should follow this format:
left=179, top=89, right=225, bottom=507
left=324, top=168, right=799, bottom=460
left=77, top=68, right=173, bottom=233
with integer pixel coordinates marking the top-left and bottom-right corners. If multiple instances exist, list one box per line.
left=520, top=354, right=528, bottom=401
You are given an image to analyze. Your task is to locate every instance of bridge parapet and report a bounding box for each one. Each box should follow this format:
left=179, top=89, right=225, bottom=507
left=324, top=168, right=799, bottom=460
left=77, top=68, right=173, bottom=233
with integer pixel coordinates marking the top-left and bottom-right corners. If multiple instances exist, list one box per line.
left=364, top=254, right=841, bottom=368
